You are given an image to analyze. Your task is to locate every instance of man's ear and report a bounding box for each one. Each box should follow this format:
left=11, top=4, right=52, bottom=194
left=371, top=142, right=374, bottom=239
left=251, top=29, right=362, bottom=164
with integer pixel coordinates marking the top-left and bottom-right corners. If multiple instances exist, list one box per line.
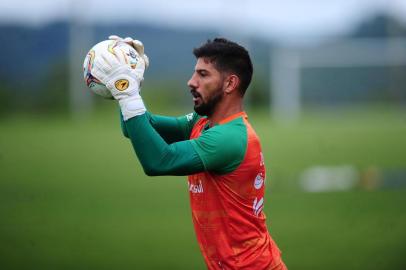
left=224, top=74, right=240, bottom=94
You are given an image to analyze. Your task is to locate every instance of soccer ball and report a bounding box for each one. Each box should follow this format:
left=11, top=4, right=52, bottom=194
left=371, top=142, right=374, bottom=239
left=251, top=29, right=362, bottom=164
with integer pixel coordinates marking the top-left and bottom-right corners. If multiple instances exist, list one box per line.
left=83, top=40, right=140, bottom=99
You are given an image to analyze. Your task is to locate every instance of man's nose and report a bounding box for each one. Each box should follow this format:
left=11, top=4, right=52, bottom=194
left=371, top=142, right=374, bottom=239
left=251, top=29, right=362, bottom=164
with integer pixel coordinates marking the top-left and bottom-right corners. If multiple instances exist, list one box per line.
left=187, top=74, right=197, bottom=89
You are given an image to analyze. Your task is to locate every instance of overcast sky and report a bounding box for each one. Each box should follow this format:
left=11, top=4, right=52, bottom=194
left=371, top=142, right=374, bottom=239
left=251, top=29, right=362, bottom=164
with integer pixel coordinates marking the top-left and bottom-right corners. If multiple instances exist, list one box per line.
left=1, top=0, right=406, bottom=42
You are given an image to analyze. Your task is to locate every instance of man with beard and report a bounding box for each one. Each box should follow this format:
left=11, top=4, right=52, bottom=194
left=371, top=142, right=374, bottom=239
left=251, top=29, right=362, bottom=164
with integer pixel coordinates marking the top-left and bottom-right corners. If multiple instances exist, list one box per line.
left=92, top=37, right=287, bottom=270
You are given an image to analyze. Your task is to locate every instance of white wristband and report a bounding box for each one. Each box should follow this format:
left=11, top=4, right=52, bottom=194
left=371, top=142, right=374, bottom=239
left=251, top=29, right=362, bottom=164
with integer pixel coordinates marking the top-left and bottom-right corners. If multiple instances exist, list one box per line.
left=119, top=95, right=146, bottom=121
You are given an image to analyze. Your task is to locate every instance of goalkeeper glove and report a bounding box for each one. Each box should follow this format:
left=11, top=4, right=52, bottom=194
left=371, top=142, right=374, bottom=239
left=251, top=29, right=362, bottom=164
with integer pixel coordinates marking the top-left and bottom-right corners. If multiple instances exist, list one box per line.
left=91, top=39, right=148, bottom=120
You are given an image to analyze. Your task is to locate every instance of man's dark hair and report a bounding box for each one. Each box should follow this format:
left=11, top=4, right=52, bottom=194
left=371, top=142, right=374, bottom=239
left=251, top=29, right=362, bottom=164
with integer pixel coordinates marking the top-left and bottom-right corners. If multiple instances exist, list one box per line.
left=193, top=38, right=253, bottom=96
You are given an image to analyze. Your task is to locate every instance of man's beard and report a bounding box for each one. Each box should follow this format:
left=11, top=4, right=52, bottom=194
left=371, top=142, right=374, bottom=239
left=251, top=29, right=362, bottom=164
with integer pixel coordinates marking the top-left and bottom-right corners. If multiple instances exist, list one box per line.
left=193, top=89, right=223, bottom=117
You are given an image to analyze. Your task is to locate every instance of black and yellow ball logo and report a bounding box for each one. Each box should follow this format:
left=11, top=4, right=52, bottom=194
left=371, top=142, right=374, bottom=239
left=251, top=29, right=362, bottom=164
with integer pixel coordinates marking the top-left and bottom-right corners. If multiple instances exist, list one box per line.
left=115, top=79, right=129, bottom=91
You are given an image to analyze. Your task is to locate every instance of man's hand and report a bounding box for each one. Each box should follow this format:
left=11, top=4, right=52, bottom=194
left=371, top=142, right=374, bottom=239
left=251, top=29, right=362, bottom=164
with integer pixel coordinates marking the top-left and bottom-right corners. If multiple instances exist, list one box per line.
left=92, top=39, right=148, bottom=120
left=109, top=35, right=150, bottom=68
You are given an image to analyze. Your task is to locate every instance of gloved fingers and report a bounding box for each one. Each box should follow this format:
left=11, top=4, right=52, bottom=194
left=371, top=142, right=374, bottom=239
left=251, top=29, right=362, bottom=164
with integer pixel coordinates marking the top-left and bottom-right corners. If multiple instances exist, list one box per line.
left=112, top=47, right=128, bottom=65
left=93, top=54, right=110, bottom=72
left=109, top=35, right=143, bottom=51
left=104, top=48, right=121, bottom=67
left=109, top=35, right=123, bottom=41
left=108, top=35, right=147, bottom=63
left=119, top=39, right=149, bottom=69
left=131, top=39, right=145, bottom=56
left=93, top=49, right=120, bottom=81
left=121, top=37, right=138, bottom=53
left=92, top=57, right=111, bottom=82
left=123, top=37, right=134, bottom=43
left=123, top=37, right=145, bottom=57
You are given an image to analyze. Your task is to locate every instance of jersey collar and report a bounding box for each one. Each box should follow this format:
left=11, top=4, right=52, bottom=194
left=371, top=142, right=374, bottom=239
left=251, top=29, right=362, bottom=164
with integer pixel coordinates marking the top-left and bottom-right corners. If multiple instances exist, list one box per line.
left=218, top=111, right=247, bottom=125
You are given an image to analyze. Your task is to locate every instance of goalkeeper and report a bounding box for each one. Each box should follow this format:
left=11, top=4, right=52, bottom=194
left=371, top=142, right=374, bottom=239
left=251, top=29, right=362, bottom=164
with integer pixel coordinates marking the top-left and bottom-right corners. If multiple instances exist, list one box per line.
left=92, top=36, right=287, bottom=270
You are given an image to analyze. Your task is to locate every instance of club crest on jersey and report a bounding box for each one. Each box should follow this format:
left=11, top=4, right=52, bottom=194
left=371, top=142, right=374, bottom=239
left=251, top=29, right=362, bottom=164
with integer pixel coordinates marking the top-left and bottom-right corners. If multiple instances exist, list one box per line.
left=189, top=180, right=204, bottom=194
left=186, top=113, right=194, bottom=122
left=254, top=173, right=264, bottom=189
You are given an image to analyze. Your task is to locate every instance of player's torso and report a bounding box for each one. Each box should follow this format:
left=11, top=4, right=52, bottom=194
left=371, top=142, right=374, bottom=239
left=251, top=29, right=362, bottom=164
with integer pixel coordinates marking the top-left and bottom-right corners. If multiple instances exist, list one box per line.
left=188, top=113, right=277, bottom=270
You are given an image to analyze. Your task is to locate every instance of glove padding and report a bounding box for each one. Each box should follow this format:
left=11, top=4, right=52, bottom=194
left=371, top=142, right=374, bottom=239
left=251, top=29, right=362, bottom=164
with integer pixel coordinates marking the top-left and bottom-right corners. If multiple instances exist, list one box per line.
left=92, top=39, right=147, bottom=120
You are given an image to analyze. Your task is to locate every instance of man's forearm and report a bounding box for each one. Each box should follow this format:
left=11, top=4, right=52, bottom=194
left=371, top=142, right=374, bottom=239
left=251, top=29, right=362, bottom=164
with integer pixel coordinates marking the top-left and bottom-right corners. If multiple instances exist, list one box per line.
left=147, top=112, right=189, bottom=143
left=120, top=111, right=188, bottom=143
left=124, top=114, right=204, bottom=176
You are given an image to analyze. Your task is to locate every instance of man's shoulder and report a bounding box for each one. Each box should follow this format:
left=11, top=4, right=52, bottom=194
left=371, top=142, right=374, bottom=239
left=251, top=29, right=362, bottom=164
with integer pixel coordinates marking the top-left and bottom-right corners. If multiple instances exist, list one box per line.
left=190, top=117, right=248, bottom=174
left=211, top=115, right=247, bottom=136
left=191, top=113, right=250, bottom=143
left=199, top=117, right=248, bottom=150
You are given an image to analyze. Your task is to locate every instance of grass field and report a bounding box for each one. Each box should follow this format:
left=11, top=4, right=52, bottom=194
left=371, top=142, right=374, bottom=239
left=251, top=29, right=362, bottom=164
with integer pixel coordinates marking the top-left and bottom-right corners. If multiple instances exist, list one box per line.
left=1, top=105, right=405, bottom=269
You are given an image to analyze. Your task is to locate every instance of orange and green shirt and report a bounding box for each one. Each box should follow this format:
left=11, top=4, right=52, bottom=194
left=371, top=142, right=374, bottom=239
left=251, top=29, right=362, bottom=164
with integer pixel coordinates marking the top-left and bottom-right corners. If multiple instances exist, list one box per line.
left=188, top=112, right=282, bottom=270
left=122, top=111, right=285, bottom=270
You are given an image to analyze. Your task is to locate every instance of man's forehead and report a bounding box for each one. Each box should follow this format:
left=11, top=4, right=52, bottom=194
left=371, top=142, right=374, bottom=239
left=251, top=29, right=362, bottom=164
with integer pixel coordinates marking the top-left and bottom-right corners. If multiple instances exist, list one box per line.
left=195, top=57, right=216, bottom=70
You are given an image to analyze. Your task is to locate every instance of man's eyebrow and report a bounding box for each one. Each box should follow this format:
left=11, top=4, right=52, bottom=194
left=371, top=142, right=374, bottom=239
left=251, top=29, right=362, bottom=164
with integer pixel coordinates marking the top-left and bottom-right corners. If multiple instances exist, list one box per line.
left=195, top=68, right=209, bottom=73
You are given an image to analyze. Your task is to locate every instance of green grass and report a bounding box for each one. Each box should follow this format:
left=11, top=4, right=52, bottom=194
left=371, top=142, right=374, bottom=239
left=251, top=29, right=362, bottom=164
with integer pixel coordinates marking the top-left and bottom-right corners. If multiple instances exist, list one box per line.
left=1, top=105, right=405, bottom=269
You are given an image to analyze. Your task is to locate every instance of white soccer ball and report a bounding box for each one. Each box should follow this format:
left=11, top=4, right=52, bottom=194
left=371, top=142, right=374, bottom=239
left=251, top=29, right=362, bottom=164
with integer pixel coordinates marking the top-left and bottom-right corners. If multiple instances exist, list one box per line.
left=83, top=40, right=141, bottom=99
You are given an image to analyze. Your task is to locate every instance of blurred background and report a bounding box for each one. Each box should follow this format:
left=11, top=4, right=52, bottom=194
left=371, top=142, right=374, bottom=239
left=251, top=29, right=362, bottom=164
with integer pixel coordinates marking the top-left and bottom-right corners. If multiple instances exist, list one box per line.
left=0, top=0, right=405, bottom=269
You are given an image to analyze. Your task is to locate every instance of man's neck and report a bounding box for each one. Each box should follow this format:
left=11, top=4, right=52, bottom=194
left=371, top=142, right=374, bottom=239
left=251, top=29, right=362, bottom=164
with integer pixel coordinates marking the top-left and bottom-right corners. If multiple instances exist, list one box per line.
left=207, top=99, right=244, bottom=126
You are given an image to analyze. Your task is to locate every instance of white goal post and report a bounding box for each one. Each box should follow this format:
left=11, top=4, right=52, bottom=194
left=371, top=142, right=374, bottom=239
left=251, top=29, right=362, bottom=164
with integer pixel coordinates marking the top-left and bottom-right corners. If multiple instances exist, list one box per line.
left=270, top=38, right=406, bottom=122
